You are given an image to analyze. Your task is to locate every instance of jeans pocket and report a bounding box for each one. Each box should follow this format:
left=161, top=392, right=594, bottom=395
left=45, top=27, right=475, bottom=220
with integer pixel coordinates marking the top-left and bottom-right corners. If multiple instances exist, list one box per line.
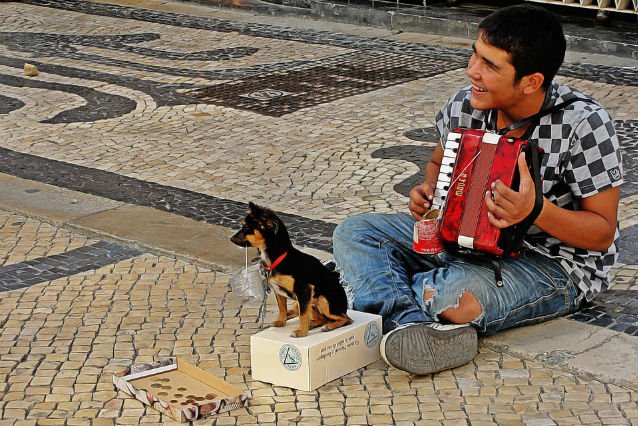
left=534, top=257, right=569, bottom=291
left=529, top=252, right=570, bottom=289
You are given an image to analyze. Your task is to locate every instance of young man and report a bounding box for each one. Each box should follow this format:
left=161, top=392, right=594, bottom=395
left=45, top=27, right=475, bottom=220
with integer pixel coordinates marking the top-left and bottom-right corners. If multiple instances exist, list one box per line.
left=332, top=4, right=622, bottom=375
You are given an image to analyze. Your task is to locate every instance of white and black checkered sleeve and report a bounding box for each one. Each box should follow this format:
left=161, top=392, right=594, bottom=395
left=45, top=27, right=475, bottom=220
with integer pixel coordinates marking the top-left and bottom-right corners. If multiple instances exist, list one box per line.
left=564, top=107, right=623, bottom=198
left=435, top=100, right=452, bottom=146
left=435, top=88, right=472, bottom=147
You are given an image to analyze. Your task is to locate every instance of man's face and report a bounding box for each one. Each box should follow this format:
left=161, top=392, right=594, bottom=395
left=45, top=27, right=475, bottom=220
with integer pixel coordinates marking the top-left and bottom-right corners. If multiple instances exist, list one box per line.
left=466, top=35, right=523, bottom=112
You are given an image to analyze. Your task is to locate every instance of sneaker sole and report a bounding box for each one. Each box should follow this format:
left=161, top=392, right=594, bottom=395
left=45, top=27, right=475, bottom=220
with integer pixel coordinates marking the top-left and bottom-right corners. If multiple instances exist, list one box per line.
left=381, top=324, right=478, bottom=375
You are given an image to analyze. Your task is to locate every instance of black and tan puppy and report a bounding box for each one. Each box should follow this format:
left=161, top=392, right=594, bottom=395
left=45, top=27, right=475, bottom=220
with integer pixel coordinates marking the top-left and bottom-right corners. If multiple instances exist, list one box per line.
left=230, top=202, right=352, bottom=337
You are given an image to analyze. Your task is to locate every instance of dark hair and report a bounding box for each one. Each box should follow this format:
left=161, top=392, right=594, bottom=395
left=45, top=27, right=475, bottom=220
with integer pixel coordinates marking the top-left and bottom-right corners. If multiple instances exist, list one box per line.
left=478, top=4, right=566, bottom=88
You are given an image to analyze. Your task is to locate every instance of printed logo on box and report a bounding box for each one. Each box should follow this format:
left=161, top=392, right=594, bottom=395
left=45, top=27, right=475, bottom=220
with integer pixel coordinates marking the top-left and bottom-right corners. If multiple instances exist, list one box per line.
left=364, top=322, right=380, bottom=348
left=279, top=344, right=302, bottom=371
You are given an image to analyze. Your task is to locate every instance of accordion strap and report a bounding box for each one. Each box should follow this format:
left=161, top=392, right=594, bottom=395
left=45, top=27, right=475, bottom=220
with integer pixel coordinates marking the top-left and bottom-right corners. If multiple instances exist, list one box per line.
left=502, top=141, right=543, bottom=257
left=496, top=97, right=588, bottom=257
left=494, top=97, right=586, bottom=136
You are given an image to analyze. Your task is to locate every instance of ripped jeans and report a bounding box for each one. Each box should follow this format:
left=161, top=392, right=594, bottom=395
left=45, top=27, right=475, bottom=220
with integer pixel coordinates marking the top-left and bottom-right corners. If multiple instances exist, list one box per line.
left=332, top=212, right=582, bottom=335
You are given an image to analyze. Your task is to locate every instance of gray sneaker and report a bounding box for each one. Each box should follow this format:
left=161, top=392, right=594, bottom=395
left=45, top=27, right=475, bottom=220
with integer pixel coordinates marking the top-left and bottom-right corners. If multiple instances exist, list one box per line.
left=380, top=322, right=478, bottom=375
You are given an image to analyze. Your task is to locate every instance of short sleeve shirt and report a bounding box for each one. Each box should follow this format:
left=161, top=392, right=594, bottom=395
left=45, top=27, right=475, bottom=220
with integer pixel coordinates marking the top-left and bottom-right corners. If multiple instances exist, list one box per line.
left=434, top=81, right=623, bottom=302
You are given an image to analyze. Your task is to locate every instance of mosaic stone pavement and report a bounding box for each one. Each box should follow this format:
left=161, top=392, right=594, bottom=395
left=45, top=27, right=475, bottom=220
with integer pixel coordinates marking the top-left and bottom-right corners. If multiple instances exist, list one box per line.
left=0, top=0, right=637, bottom=422
left=0, top=209, right=637, bottom=425
left=0, top=212, right=96, bottom=267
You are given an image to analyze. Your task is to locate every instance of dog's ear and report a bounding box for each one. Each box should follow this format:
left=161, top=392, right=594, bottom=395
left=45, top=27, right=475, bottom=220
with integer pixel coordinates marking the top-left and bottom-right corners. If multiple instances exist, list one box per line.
left=248, top=201, right=260, bottom=213
left=266, top=218, right=279, bottom=235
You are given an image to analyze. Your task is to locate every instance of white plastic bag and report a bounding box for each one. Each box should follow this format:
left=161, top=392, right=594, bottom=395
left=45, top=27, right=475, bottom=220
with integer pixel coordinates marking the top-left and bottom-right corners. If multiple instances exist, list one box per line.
left=229, top=263, right=266, bottom=304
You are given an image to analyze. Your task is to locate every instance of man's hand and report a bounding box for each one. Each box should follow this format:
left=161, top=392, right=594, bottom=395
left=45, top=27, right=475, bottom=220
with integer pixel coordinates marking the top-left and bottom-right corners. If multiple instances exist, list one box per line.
left=409, top=181, right=436, bottom=221
left=410, top=143, right=444, bottom=221
left=484, top=154, right=537, bottom=228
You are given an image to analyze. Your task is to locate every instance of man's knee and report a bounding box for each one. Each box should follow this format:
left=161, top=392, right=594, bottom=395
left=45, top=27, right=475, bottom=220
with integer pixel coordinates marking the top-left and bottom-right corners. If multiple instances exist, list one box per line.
left=438, top=290, right=482, bottom=324
left=334, top=213, right=386, bottom=248
left=333, top=214, right=366, bottom=241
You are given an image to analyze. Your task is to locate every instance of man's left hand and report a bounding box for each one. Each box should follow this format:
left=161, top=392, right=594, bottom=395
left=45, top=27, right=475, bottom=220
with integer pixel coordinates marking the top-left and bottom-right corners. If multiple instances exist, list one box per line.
left=484, top=154, right=537, bottom=228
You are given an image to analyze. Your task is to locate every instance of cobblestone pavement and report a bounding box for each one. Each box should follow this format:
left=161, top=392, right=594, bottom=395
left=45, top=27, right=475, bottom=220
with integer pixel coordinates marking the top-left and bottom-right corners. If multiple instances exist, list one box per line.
left=0, top=209, right=637, bottom=425
left=0, top=0, right=637, bottom=424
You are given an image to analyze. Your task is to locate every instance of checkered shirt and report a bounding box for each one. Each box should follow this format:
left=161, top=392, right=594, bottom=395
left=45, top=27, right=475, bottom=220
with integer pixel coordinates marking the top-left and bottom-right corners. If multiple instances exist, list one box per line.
left=434, top=81, right=623, bottom=302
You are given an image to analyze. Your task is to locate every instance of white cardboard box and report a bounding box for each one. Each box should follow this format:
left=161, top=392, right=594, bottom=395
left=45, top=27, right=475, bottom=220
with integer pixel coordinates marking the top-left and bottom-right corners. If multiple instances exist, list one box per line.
left=250, top=310, right=382, bottom=391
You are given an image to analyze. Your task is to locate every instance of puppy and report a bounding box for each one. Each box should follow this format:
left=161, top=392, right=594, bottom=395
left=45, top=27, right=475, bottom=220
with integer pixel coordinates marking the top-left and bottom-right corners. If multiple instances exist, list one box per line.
left=230, top=202, right=352, bottom=337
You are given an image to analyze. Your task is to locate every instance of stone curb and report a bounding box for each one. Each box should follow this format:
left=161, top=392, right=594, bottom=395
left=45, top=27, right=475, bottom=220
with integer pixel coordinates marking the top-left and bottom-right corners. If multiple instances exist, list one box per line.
left=482, top=319, right=638, bottom=392
left=0, top=173, right=250, bottom=273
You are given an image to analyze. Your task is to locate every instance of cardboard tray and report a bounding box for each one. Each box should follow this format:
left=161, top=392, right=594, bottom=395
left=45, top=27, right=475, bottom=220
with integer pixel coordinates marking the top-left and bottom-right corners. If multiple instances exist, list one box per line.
left=112, top=358, right=248, bottom=423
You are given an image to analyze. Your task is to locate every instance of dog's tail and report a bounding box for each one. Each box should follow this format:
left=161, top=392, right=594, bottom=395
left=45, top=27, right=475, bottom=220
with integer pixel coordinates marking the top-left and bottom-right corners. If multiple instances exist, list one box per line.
left=323, top=260, right=355, bottom=310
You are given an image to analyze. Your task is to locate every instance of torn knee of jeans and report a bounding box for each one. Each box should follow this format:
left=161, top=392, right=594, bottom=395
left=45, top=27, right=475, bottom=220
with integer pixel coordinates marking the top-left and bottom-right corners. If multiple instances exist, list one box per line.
left=435, top=288, right=485, bottom=325
left=423, top=286, right=437, bottom=305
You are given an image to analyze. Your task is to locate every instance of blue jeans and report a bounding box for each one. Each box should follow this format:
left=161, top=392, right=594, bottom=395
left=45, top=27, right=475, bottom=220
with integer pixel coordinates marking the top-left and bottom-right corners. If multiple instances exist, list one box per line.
left=333, top=212, right=582, bottom=335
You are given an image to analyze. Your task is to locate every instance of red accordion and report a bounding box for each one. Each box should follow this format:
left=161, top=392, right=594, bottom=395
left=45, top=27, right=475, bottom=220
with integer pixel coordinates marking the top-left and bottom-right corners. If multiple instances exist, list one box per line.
left=432, top=128, right=544, bottom=258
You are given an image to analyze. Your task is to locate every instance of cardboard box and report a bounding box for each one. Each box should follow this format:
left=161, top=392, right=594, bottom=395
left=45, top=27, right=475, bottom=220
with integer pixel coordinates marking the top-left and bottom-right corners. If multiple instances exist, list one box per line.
left=251, top=310, right=382, bottom=391
left=112, top=358, right=248, bottom=423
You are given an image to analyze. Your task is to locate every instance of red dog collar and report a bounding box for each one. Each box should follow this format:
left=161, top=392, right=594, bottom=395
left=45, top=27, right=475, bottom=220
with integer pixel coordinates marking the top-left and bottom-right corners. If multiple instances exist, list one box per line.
left=265, top=251, right=288, bottom=271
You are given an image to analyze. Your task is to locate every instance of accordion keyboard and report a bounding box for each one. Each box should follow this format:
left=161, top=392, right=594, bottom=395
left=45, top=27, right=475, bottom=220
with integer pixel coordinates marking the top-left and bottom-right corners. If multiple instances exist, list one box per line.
left=432, top=131, right=462, bottom=214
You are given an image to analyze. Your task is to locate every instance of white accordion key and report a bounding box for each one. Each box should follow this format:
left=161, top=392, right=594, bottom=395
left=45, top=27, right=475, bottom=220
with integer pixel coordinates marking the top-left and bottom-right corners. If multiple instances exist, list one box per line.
left=432, top=194, right=446, bottom=211
left=434, top=176, right=450, bottom=189
left=445, top=134, right=461, bottom=150
left=442, top=157, right=456, bottom=168
left=436, top=180, right=450, bottom=191
left=439, top=164, right=454, bottom=176
left=442, top=150, right=458, bottom=165
left=445, top=139, right=459, bottom=150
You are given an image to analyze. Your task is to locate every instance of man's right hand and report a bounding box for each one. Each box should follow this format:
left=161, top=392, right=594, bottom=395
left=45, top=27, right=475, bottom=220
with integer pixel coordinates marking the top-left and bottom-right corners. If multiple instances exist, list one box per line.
left=410, top=143, right=444, bottom=220
left=409, top=181, right=436, bottom=221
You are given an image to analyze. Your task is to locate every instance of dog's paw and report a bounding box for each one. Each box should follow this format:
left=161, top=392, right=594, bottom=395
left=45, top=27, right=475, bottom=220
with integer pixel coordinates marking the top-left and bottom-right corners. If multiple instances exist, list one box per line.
left=271, top=320, right=286, bottom=327
left=291, top=329, right=308, bottom=338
